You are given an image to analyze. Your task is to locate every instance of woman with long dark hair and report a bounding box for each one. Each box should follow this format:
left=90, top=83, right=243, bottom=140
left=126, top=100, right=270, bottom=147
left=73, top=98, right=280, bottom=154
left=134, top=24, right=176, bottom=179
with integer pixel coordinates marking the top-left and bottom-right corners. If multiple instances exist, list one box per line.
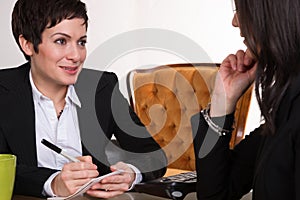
left=192, top=0, right=300, bottom=199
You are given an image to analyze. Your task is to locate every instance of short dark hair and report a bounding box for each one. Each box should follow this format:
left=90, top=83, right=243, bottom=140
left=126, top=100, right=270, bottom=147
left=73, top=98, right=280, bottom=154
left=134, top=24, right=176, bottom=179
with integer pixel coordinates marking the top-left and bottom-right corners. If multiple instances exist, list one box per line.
left=11, top=0, right=88, bottom=61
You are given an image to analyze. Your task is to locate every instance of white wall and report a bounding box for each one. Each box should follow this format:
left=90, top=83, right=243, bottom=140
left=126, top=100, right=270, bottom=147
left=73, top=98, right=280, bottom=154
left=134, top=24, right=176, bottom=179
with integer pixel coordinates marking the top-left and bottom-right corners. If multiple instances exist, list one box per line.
left=0, top=0, right=244, bottom=72
left=0, top=0, right=260, bottom=134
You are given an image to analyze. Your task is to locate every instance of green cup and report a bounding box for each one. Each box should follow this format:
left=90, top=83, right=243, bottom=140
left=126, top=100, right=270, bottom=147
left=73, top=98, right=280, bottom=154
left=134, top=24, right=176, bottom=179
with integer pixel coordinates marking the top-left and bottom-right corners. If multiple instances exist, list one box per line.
left=0, top=154, right=16, bottom=200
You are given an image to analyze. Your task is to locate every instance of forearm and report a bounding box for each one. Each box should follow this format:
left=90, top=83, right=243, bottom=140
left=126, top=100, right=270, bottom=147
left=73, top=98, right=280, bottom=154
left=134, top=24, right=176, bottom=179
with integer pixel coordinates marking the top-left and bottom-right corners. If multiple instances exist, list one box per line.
left=192, top=112, right=234, bottom=199
left=192, top=111, right=261, bottom=200
left=14, top=165, right=57, bottom=197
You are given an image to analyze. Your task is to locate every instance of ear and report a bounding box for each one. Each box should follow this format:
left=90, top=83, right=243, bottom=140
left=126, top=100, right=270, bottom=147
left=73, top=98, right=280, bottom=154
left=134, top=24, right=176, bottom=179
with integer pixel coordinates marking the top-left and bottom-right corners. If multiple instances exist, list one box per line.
left=19, top=35, right=34, bottom=56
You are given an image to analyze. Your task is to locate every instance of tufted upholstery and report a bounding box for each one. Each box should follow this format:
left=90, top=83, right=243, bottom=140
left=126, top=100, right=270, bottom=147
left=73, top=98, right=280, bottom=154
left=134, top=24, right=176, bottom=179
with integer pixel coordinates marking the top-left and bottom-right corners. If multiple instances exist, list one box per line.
left=127, top=63, right=253, bottom=171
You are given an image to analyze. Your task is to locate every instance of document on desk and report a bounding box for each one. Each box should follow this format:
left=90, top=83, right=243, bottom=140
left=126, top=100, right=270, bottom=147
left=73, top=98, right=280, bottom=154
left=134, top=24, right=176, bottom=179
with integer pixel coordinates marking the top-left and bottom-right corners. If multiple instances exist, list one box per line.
left=48, top=170, right=123, bottom=200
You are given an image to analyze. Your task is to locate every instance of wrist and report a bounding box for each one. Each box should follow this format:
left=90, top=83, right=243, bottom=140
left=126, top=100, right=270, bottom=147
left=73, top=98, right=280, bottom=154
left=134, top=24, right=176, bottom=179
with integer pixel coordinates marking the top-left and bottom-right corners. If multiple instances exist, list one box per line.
left=210, top=94, right=237, bottom=117
left=201, top=103, right=233, bottom=136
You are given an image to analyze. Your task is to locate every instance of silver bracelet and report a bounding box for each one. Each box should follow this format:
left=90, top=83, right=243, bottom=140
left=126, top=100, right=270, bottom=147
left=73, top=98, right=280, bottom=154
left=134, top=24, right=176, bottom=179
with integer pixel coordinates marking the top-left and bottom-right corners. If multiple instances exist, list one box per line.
left=201, top=103, right=231, bottom=136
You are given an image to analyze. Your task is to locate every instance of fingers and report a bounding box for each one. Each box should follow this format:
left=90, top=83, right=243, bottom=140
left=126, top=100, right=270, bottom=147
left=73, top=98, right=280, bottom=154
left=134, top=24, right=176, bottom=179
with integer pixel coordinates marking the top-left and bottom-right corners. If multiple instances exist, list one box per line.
left=86, top=176, right=130, bottom=198
left=221, top=49, right=255, bottom=72
left=109, top=162, right=135, bottom=185
left=62, top=160, right=98, bottom=174
left=61, top=163, right=99, bottom=180
left=52, top=158, right=99, bottom=196
left=85, top=162, right=137, bottom=198
left=101, top=172, right=132, bottom=186
left=90, top=181, right=129, bottom=191
left=86, top=188, right=124, bottom=199
left=244, top=49, right=253, bottom=66
left=77, top=155, right=93, bottom=163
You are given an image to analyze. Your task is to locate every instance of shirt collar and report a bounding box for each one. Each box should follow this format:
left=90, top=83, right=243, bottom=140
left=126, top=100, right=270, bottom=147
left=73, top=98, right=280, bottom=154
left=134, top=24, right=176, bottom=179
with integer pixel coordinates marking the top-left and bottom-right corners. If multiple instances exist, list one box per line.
left=29, top=70, right=81, bottom=108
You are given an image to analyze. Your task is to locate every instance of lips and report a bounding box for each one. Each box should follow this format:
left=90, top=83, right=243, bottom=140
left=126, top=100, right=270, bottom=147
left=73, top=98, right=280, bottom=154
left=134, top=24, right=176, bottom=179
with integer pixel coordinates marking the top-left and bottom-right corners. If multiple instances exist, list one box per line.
left=60, top=66, right=79, bottom=75
left=63, top=66, right=77, bottom=71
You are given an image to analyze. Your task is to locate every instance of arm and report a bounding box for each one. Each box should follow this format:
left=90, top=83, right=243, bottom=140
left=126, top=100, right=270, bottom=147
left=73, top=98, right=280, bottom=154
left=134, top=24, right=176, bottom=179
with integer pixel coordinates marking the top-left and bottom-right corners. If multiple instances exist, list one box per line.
left=192, top=112, right=263, bottom=199
left=192, top=49, right=260, bottom=199
left=0, top=127, right=57, bottom=197
left=95, top=72, right=167, bottom=181
left=87, top=72, right=166, bottom=198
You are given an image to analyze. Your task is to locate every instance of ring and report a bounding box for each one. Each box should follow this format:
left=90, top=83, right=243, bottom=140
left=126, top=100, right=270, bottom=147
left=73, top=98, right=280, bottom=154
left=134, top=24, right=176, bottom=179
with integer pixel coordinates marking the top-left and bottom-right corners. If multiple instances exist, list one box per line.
left=105, top=188, right=110, bottom=192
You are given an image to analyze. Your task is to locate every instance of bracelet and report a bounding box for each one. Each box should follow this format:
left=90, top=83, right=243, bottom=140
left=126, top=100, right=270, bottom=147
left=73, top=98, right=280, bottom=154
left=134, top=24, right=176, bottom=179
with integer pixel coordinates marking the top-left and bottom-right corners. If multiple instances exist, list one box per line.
left=201, top=103, right=232, bottom=136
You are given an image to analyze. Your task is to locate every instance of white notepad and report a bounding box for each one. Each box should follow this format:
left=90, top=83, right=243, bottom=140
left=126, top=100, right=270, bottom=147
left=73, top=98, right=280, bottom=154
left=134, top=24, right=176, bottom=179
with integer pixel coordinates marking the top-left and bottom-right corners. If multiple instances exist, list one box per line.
left=48, top=170, right=124, bottom=200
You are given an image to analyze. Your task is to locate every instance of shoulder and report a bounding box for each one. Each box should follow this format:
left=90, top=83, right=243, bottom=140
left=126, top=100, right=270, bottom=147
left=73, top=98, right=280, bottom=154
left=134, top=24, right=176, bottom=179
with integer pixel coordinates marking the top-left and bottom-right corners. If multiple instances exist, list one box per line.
left=76, top=68, right=119, bottom=94
left=0, top=63, right=30, bottom=92
left=78, top=68, right=117, bottom=83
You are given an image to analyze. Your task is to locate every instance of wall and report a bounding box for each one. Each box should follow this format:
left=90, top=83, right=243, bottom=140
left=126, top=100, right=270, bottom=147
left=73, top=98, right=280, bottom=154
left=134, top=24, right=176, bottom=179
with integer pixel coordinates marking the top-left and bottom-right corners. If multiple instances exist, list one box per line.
left=0, top=0, right=261, bottom=134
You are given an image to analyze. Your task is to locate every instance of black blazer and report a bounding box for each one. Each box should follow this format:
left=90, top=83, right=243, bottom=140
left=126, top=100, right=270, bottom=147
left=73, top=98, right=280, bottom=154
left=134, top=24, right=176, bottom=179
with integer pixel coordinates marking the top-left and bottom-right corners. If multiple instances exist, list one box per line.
left=192, top=72, right=300, bottom=199
left=0, top=63, right=166, bottom=197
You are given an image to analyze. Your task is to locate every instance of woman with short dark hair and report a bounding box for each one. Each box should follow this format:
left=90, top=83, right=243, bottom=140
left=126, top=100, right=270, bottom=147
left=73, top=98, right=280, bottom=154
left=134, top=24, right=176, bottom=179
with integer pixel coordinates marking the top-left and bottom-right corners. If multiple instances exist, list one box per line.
left=0, top=0, right=166, bottom=198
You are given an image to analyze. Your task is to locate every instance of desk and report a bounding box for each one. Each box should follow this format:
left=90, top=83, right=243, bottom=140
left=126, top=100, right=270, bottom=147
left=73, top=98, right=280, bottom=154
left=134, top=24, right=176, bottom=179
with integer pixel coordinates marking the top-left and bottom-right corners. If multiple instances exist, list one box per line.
left=13, top=192, right=197, bottom=200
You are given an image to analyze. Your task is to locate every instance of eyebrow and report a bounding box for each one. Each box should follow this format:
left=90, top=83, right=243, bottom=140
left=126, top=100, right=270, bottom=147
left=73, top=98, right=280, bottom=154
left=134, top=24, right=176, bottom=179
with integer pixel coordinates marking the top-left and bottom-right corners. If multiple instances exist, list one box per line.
left=51, top=33, right=87, bottom=40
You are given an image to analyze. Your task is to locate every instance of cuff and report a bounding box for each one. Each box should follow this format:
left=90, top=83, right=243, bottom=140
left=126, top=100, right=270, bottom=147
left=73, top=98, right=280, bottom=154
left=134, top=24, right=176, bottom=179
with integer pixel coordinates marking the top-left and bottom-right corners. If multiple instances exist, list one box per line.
left=126, top=163, right=142, bottom=191
left=211, top=113, right=235, bottom=132
left=43, top=171, right=60, bottom=197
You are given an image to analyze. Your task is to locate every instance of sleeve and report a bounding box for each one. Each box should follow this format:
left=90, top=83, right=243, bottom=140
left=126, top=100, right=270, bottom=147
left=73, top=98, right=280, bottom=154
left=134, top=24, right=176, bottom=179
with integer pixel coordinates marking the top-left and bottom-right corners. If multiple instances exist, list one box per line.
left=14, top=165, right=57, bottom=197
left=0, top=123, right=57, bottom=197
left=96, top=72, right=167, bottom=181
left=295, top=125, right=300, bottom=199
left=191, top=111, right=263, bottom=200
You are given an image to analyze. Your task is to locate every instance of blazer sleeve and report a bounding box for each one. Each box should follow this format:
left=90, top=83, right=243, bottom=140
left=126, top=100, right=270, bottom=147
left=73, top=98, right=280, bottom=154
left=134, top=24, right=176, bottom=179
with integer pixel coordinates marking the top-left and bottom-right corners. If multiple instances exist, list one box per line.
left=191, top=112, right=263, bottom=200
left=95, top=72, right=167, bottom=181
left=0, top=127, right=57, bottom=197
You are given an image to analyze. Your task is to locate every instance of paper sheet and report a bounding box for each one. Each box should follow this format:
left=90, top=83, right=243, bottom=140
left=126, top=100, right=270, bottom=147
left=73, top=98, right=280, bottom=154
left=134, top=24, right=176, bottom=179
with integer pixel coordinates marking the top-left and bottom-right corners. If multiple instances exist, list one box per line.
left=48, top=170, right=124, bottom=200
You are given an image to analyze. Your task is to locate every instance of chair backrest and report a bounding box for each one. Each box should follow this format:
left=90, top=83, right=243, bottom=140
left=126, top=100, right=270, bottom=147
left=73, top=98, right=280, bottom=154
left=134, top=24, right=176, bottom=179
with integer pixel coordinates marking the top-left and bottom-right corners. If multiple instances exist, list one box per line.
left=127, top=63, right=253, bottom=171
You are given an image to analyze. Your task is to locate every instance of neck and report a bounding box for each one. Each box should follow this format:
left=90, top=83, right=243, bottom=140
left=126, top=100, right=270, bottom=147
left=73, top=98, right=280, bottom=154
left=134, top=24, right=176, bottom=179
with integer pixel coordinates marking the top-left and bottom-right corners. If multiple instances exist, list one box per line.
left=31, top=72, right=68, bottom=114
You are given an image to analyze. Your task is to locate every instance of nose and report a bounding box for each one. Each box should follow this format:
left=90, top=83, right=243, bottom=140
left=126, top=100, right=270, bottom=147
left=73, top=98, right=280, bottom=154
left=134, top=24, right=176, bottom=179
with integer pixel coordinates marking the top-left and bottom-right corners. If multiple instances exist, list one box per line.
left=67, top=44, right=84, bottom=63
left=232, top=13, right=239, bottom=27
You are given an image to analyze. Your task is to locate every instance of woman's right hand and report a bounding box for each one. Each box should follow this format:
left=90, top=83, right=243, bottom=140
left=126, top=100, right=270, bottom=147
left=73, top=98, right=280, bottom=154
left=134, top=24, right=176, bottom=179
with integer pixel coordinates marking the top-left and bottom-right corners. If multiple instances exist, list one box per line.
left=51, top=155, right=99, bottom=197
left=210, top=49, right=257, bottom=117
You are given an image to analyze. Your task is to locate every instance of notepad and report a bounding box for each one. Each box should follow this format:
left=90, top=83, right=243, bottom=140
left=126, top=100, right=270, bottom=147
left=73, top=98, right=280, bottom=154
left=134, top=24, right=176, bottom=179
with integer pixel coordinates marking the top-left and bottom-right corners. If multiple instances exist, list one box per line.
left=48, top=170, right=124, bottom=200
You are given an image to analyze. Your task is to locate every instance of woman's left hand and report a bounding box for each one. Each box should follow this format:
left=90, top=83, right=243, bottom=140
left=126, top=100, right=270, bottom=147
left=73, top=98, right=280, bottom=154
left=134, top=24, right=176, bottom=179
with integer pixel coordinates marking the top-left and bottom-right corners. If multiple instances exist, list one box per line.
left=86, top=162, right=136, bottom=198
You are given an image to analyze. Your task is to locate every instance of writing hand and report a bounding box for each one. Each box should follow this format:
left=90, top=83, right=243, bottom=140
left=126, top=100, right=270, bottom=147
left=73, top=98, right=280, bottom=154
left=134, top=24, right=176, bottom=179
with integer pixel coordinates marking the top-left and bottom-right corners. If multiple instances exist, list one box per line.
left=51, top=155, right=99, bottom=197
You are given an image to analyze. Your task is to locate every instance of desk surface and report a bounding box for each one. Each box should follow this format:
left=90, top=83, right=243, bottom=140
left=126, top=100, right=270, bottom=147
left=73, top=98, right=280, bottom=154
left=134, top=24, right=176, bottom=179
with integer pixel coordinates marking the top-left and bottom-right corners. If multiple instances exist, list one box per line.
left=13, top=192, right=197, bottom=200
left=13, top=169, right=195, bottom=200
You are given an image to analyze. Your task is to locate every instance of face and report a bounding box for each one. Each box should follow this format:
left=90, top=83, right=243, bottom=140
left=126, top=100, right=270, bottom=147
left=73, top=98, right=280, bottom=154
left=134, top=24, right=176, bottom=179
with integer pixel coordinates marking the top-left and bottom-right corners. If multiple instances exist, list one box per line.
left=232, top=12, right=256, bottom=59
left=28, top=18, right=87, bottom=88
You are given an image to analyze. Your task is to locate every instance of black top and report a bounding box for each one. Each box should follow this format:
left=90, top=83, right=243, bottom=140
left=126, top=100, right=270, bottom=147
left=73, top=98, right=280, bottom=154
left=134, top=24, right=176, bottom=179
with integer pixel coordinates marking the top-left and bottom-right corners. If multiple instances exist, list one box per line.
left=192, top=72, right=300, bottom=200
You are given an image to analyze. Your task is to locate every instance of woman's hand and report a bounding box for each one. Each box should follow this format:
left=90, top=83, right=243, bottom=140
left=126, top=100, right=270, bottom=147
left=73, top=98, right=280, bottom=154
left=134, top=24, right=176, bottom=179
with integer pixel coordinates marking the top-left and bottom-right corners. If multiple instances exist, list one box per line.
left=210, top=49, right=257, bottom=116
left=51, top=155, right=99, bottom=197
left=86, top=161, right=136, bottom=199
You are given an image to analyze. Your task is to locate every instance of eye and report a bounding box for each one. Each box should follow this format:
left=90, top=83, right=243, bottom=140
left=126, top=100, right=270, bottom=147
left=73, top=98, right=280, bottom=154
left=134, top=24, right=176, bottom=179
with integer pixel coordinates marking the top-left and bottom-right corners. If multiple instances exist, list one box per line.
left=78, top=39, right=87, bottom=47
left=55, top=38, right=66, bottom=45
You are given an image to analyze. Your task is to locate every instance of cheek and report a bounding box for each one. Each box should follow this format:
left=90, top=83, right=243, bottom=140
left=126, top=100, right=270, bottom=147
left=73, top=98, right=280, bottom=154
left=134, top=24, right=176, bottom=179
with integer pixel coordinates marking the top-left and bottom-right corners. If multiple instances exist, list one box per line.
left=40, top=47, right=66, bottom=62
left=80, top=49, right=87, bottom=62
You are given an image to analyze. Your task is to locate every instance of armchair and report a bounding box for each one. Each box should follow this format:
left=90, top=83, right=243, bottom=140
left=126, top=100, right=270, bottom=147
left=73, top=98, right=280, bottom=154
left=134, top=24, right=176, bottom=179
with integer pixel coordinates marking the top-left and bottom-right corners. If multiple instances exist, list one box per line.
left=127, top=63, right=253, bottom=172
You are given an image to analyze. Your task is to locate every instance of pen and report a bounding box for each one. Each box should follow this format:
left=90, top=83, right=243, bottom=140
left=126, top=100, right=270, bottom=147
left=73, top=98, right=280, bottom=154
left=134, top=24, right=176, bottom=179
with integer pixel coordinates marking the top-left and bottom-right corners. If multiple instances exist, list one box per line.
left=41, top=139, right=80, bottom=162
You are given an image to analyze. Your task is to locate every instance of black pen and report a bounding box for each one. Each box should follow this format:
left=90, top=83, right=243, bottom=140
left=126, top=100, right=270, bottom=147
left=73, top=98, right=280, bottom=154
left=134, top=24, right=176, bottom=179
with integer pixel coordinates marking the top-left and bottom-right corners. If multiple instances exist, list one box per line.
left=41, top=139, right=80, bottom=162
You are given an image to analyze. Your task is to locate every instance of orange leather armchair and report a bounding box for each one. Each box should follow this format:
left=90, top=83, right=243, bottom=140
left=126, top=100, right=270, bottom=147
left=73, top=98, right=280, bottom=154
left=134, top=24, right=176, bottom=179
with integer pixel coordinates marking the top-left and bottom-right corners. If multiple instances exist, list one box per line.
left=127, top=63, right=252, bottom=172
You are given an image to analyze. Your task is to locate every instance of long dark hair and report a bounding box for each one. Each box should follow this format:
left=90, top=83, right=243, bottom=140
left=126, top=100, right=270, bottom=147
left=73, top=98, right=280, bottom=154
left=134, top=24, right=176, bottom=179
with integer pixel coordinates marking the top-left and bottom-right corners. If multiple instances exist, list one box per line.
left=236, top=0, right=300, bottom=135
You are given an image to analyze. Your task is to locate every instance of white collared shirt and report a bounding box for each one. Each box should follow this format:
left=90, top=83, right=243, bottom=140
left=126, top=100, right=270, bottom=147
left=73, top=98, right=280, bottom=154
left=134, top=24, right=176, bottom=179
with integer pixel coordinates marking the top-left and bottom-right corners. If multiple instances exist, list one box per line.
left=30, top=71, right=142, bottom=196
left=30, top=71, right=82, bottom=195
